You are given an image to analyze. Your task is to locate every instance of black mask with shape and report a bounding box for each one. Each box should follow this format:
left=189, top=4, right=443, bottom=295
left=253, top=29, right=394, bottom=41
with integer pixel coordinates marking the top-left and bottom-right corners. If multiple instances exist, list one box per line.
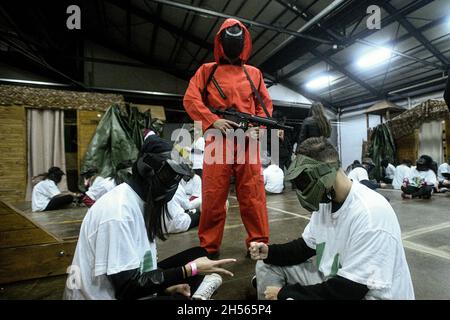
left=221, top=25, right=244, bottom=61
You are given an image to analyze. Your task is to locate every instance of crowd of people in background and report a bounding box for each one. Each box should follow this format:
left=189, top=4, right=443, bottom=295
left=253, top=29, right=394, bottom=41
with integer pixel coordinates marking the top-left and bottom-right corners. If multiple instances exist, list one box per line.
left=344, top=153, right=449, bottom=201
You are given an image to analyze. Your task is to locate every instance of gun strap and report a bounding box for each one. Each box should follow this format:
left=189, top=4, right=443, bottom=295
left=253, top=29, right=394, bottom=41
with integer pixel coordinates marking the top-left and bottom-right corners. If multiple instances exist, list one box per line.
left=243, top=66, right=271, bottom=118
left=202, top=63, right=228, bottom=105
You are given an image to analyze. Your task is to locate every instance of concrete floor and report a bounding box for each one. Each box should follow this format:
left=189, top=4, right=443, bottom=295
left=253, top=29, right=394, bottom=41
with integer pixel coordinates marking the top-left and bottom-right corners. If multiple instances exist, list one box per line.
left=2, top=187, right=449, bottom=299
left=159, top=188, right=450, bottom=300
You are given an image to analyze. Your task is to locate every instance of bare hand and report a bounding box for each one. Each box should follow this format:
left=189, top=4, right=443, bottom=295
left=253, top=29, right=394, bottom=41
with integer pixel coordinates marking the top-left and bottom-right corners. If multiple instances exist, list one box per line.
left=246, top=126, right=260, bottom=140
left=165, top=284, right=191, bottom=297
left=264, top=286, right=281, bottom=300
left=249, top=242, right=268, bottom=260
left=277, top=129, right=284, bottom=140
left=192, top=256, right=236, bottom=277
left=213, top=119, right=238, bottom=134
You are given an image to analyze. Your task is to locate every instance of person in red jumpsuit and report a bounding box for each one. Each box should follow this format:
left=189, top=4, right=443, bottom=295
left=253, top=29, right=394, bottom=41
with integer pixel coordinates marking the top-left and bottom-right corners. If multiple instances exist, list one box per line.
left=183, top=18, right=273, bottom=257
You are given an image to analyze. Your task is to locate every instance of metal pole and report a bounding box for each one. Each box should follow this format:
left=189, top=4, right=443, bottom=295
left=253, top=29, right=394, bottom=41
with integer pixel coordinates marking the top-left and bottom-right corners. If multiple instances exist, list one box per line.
left=148, top=0, right=333, bottom=44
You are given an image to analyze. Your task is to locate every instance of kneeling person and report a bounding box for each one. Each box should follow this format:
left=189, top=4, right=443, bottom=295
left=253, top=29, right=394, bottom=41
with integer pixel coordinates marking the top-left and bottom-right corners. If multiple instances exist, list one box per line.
left=250, top=137, right=414, bottom=300
left=64, top=135, right=235, bottom=300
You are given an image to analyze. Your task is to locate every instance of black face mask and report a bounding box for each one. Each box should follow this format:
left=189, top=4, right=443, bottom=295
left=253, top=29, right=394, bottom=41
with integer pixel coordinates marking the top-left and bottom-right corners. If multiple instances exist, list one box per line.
left=221, top=25, right=244, bottom=61
left=136, top=153, right=183, bottom=203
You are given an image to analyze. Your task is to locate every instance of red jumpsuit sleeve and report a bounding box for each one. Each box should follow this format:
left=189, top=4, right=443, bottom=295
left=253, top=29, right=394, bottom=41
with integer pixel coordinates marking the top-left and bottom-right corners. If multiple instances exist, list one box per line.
left=255, top=69, right=273, bottom=118
left=183, top=65, right=221, bottom=132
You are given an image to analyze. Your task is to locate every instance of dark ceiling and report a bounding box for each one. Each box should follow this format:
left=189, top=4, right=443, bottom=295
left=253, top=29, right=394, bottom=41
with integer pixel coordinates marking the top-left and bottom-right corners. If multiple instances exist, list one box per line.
left=0, top=0, right=449, bottom=111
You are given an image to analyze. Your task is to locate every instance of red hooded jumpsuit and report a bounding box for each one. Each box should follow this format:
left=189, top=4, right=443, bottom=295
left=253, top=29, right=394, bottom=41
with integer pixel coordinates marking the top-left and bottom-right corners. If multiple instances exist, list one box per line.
left=183, top=19, right=272, bottom=254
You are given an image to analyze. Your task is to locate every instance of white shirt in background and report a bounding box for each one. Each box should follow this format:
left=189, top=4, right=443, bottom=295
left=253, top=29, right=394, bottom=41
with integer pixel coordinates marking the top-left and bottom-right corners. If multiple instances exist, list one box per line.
left=180, top=174, right=202, bottom=210
left=385, top=163, right=396, bottom=180
left=303, top=181, right=414, bottom=300
left=392, top=164, right=412, bottom=190
left=191, top=137, right=205, bottom=170
left=165, top=184, right=192, bottom=234
left=263, top=164, right=284, bottom=194
left=32, top=179, right=61, bottom=212
left=347, top=167, right=368, bottom=182
left=64, top=183, right=157, bottom=300
left=407, top=169, right=437, bottom=187
left=437, top=163, right=450, bottom=182
left=86, top=176, right=116, bottom=201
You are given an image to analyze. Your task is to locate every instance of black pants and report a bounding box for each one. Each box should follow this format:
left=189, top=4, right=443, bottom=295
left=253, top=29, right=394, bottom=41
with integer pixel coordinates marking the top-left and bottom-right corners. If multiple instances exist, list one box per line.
left=187, top=210, right=201, bottom=229
left=360, top=179, right=379, bottom=190
left=401, top=185, right=433, bottom=198
left=381, top=177, right=393, bottom=184
left=155, top=247, right=207, bottom=299
left=44, top=194, right=73, bottom=211
left=439, top=181, right=450, bottom=188
left=194, top=169, right=202, bottom=178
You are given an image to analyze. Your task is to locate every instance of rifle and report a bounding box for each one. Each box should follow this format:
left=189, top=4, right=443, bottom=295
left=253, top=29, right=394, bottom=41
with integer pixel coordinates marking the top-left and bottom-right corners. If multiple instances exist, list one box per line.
left=210, top=107, right=293, bottom=131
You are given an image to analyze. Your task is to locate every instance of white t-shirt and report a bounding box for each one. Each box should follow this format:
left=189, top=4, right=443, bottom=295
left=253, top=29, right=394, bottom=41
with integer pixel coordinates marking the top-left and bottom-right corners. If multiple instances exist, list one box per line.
left=64, top=183, right=157, bottom=300
left=385, top=164, right=396, bottom=180
left=302, top=181, right=414, bottom=300
left=180, top=174, right=202, bottom=210
left=165, top=184, right=192, bottom=234
left=31, top=179, right=61, bottom=212
left=263, top=164, right=284, bottom=194
left=406, top=169, right=437, bottom=187
left=190, top=137, right=205, bottom=170
left=392, top=165, right=411, bottom=190
left=347, top=167, right=368, bottom=182
left=437, top=163, right=450, bottom=182
left=86, top=176, right=116, bottom=201
left=180, top=174, right=201, bottom=198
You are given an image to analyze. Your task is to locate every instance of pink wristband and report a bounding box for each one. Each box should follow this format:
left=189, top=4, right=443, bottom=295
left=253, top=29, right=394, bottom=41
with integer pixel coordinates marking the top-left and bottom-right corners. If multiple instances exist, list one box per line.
left=189, top=262, right=198, bottom=276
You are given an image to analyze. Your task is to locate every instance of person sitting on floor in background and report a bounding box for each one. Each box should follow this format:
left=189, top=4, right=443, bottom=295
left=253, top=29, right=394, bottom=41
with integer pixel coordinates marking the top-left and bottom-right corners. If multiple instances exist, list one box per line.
left=380, top=158, right=396, bottom=185
left=190, top=125, right=205, bottom=178
left=180, top=169, right=202, bottom=211
left=401, top=155, right=438, bottom=200
left=81, top=166, right=116, bottom=208
left=32, top=167, right=78, bottom=212
left=392, top=159, right=412, bottom=190
left=64, top=134, right=235, bottom=300
left=347, top=160, right=387, bottom=190
left=263, top=160, right=285, bottom=194
left=165, top=182, right=201, bottom=234
left=249, top=137, right=414, bottom=300
left=437, top=157, right=450, bottom=192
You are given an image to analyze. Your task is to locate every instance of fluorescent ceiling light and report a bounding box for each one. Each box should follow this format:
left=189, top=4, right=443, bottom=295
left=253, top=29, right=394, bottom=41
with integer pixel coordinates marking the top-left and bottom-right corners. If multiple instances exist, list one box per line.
left=305, top=75, right=334, bottom=90
left=0, top=78, right=69, bottom=87
left=357, top=47, right=392, bottom=69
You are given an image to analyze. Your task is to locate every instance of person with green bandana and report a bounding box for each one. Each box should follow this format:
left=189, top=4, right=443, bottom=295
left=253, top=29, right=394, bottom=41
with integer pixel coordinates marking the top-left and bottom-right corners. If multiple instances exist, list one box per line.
left=249, top=137, right=414, bottom=300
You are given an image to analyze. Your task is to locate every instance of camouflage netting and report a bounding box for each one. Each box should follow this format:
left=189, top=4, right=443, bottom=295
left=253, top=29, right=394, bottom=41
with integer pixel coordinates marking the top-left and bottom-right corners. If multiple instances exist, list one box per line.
left=386, top=99, right=450, bottom=139
left=0, top=84, right=125, bottom=111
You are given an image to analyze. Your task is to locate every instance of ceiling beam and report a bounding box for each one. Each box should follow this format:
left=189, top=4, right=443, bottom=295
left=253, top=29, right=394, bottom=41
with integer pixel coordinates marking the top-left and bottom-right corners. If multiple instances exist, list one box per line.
left=105, top=0, right=212, bottom=51
left=309, top=48, right=380, bottom=97
left=335, top=73, right=447, bottom=108
left=186, top=0, right=233, bottom=71
left=278, top=0, right=435, bottom=79
left=271, top=1, right=381, bottom=99
left=382, top=1, right=450, bottom=67
left=148, top=0, right=333, bottom=44
left=83, top=31, right=191, bottom=80
left=250, top=0, right=312, bottom=61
